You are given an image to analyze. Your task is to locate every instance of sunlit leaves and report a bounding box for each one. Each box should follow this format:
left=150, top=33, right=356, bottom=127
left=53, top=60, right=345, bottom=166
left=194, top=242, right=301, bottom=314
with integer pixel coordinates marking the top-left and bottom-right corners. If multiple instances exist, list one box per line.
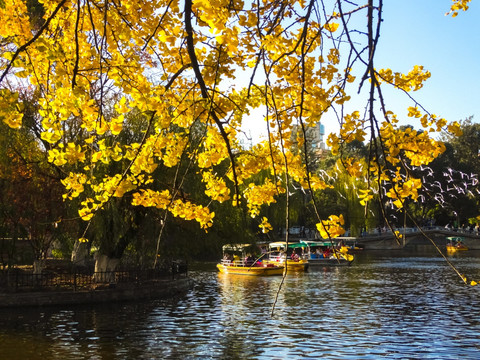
left=132, top=189, right=172, bottom=209
left=78, top=198, right=96, bottom=221
left=447, top=0, right=471, bottom=17
left=359, top=189, right=373, bottom=206
left=0, top=0, right=31, bottom=42
left=198, top=127, right=229, bottom=168
left=380, top=123, right=446, bottom=167
left=0, top=89, right=23, bottom=129
left=169, top=199, right=214, bottom=230
left=259, top=216, right=273, bottom=233
left=91, top=174, right=135, bottom=202
left=378, top=65, right=431, bottom=92
left=131, top=188, right=214, bottom=230
left=244, top=179, right=281, bottom=218
left=324, top=22, right=339, bottom=33
left=316, top=214, right=345, bottom=239
left=1, top=111, right=23, bottom=129
left=0, top=0, right=471, bottom=241
left=41, top=130, right=62, bottom=144
left=344, top=158, right=363, bottom=178
left=202, top=171, right=230, bottom=203
left=61, top=172, right=88, bottom=200
left=447, top=121, right=463, bottom=136
left=386, top=177, right=422, bottom=209
left=327, top=111, right=366, bottom=155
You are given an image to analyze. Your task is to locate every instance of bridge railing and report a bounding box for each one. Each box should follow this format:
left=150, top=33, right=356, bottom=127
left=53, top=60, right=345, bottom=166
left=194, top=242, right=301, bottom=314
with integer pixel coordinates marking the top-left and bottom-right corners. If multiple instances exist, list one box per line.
left=362, top=226, right=480, bottom=237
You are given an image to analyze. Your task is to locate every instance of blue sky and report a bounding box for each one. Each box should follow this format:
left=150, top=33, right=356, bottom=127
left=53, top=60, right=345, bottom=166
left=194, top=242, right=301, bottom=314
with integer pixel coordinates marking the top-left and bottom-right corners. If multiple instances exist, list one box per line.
left=240, top=1, right=480, bottom=143
left=320, top=0, right=480, bottom=139
left=373, top=0, right=480, bottom=127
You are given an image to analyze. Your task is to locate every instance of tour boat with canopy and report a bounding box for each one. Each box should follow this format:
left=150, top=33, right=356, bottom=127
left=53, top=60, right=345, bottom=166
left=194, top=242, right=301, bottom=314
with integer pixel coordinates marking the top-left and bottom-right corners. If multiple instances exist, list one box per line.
left=264, top=241, right=309, bottom=271
left=217, top=244, right=284, bottom=276
left=300, top=240, right=354, bottom=266
left=446, top=237, right=468, bottom=252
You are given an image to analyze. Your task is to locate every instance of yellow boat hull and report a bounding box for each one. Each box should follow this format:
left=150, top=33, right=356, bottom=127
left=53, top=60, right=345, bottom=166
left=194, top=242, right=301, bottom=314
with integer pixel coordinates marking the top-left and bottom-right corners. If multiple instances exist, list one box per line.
left=216, top=263, right=284, bottom=276
left=447, top=245, right=468, bottom=252
left=264, top=259, right=309, bottom=271
left=285, top=259, right=309, bottom=271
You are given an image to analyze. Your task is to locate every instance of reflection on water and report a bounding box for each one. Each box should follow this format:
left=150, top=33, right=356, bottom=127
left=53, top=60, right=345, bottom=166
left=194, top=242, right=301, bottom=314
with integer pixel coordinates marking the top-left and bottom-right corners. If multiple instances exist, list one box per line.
left=1, top=249, right=480, bottom=359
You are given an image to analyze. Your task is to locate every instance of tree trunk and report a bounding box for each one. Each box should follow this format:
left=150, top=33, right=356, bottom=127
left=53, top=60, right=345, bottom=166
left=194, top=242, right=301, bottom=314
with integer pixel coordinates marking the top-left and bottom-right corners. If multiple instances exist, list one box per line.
left=93, top=253, right=120, bottom=283
left=33, top=259, right=45, bottom=275
left=71, top=240, right=88, bottom=266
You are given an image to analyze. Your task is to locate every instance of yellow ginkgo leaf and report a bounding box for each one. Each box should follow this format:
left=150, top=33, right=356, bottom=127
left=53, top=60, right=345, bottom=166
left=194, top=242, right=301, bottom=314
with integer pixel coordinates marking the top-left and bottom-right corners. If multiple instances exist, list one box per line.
left=324, top=22, right=339, bottom=32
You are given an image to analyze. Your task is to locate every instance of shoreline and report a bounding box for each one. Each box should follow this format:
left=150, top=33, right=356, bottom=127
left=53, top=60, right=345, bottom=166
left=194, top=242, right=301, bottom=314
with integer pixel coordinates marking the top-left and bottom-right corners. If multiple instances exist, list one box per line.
left=0, top=277, right=194, bottom=308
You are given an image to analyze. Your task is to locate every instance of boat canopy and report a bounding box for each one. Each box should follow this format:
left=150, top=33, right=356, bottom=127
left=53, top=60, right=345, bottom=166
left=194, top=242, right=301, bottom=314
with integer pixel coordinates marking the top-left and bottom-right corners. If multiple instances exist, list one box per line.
left=446, top=237, right=465, bottom=241
left=222, top=244, right=258, bottom=252
left=300, top=240, right=336, bottom=247
left=268, top=241, right=307, bottom=249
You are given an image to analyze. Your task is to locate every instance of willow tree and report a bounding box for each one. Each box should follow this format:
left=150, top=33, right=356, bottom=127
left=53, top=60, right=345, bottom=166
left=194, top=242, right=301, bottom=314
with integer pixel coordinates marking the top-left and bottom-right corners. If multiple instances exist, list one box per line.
left=0, top=0, right=470, bottom=272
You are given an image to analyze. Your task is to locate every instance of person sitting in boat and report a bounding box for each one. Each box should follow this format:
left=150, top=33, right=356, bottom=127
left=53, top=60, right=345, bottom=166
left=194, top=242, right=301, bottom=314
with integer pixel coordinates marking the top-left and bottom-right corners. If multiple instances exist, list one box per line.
left=323, top=248, right=330, bottom=258
left=223, top=253, right=233, bottom=263
left=233, top=254, right=240, bottom=265
left=290, top=250, right=299, bottom=262
left=244, top=254, right=255, bottom=266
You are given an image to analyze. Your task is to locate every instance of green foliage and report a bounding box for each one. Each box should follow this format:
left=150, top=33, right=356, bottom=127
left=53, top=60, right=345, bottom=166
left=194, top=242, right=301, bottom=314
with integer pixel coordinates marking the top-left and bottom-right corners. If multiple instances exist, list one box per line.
left=442, top=117, right=480, bottom=172
left=25, top=0, right=45, bottom=29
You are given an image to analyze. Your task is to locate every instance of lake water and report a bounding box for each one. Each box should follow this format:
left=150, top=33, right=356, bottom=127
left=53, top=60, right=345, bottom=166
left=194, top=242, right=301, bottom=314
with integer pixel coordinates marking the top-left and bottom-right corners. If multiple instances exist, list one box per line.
left=1, top=248, right=480, bottom=359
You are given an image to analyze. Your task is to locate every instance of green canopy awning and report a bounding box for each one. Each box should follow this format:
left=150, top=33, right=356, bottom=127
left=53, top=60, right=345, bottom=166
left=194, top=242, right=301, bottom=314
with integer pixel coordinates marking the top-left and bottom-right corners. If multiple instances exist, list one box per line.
left=300, top=240, right=334, bottom=247
left=268, top=242, right=307, bottom=249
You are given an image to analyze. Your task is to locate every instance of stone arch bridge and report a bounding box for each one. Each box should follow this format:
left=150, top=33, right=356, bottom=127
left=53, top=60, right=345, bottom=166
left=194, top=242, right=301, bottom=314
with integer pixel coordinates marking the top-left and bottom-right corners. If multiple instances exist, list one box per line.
left=353, top=227, right=480, bottom=250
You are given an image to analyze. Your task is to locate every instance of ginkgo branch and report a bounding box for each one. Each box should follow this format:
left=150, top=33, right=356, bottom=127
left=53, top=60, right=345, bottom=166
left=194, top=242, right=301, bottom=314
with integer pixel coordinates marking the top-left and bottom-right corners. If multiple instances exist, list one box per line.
left=0, top=0, right=69, bottom=84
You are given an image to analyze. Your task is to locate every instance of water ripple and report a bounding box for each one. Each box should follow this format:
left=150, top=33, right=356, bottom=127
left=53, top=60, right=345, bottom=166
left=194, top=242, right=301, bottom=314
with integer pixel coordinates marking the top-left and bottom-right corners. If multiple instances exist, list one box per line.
left=1, top=251, right=480, bottom=359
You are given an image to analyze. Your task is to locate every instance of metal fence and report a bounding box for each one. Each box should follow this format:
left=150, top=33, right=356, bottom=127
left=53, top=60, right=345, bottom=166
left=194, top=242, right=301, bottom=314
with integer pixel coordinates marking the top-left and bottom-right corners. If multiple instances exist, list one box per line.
left=0, top=261, right=188, bottom=292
